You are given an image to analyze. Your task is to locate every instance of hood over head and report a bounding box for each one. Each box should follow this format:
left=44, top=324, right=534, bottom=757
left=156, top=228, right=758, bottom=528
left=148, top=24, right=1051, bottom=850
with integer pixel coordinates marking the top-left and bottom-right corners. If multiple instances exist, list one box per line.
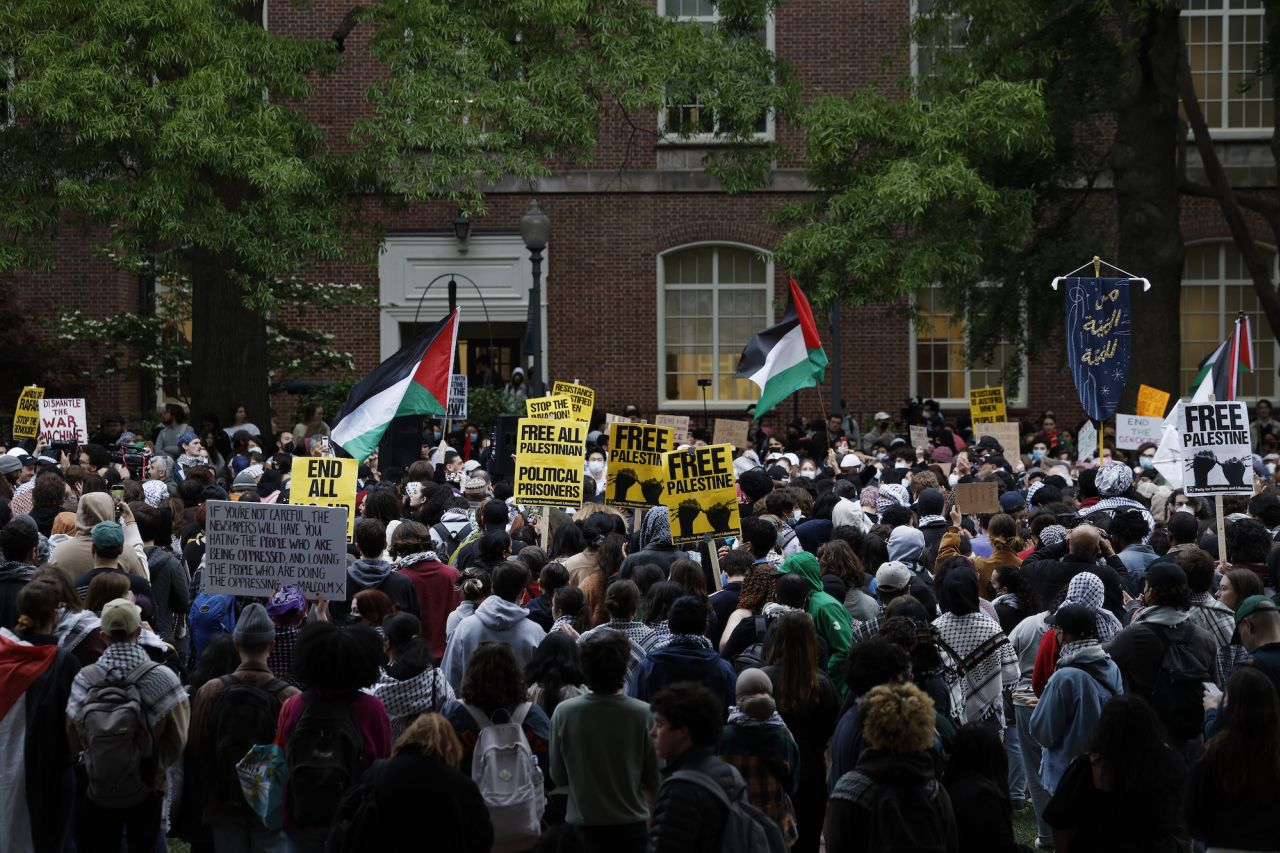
left=75, top=492, right=116, bottom=534
left=887, top=526, right=926, bottom=564
left=779, top=551, right=822, bottom=592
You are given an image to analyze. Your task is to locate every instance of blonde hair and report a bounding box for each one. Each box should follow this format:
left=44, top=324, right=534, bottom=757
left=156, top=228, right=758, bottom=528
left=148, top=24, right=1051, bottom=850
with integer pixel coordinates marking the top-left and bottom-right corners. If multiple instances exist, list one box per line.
left=393, top=712, right=464, bottom=767
left=860, top=682, right=936, bottom=754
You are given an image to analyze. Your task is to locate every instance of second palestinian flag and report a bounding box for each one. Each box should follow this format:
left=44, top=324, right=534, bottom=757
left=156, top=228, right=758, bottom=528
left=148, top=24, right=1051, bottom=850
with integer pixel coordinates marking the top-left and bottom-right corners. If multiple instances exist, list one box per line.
left=736, top=278, right=829, bottom=417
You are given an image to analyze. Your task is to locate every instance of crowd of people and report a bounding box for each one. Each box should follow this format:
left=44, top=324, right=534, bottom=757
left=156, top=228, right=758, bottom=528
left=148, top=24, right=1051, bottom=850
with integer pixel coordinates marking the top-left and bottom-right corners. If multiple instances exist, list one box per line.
left=2, top=395, right=1280, bottom=853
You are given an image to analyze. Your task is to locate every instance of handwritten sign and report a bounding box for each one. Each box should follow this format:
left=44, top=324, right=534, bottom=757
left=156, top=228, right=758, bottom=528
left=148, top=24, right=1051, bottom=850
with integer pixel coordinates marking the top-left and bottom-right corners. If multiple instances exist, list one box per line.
left=1077, top=421, right=1098, bottom=463
left=954, top=482, right=1001, bottom=515
left=1115, top=414, right=1162, bottom=450
left=712, top=419, right=750, bottom=451
left=662, top=443, right=739, bottom=545
left=289, top=457, right=359, bottom=541
left=447, top=374, right=468, bottom=420
left=526, top=395, right=573, bottom=421
left=1136, top=385, right=1170, bottom=419
left=909, top=426, right=929, bottom=449
left=655, top=414, right=691, bottom=444
left=1181, top=401, right=1253, bottom=496
left=514, top=418, right=587, bottom=507
left=607, top=422, right=675, bottom=508
left=38, top=398, right=87, bottom=445
left=968, top=387, right=1006, bottom=425
left=12, top=386, right=43, bottom=441
left=551, top=381, right=595, bottom=424
left=203, top=500, right=348, bottom=600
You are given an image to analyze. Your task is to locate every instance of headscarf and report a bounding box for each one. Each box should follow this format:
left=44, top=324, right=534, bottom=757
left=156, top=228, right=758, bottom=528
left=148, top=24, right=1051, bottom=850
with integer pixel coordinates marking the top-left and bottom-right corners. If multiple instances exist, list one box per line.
left=1061, top=572, right=1123, bottom=642
left=51, top=511, right=78, bottom=536
left=1095, top=462, right=1133, bottom=498
left=641, top=505, right=672, bottom=549
left=142, top=480, right=169, bottom=508
left=876, top=483, right=910, bottom=515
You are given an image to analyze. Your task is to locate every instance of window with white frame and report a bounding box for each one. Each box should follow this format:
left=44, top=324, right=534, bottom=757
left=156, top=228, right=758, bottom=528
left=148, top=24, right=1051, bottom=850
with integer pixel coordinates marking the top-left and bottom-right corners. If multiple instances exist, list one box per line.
left=659, top=244, right=772, bottom=406
left=911, top=0, right=967, bottom=86
left=911, top=288, right=1025, bottom=406
left=1182, top=0, right=1273, bottom=134
left=1181, top=241, right=1278, bottom=399
left=657, top=0, right=773, bottom=140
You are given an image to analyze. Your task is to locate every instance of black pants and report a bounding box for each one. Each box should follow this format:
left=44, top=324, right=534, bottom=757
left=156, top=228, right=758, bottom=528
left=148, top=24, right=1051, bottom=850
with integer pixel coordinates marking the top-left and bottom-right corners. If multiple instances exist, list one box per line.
left=75, top=793, right=163, bottom=853
left=580, top=821, right=648, bottom=853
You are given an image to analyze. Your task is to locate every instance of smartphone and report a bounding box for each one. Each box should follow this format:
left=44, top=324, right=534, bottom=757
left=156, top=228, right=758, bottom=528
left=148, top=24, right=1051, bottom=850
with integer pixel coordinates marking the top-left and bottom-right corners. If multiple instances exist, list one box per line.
left=1203, top=682, right=1222, bottom=696
left=110, top=485, right=124, bottom=501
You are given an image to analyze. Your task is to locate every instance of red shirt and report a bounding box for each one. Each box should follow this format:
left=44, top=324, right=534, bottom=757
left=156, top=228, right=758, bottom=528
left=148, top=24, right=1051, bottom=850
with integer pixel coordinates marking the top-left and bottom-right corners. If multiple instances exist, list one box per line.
left=398, top=558, right=461, bottom=660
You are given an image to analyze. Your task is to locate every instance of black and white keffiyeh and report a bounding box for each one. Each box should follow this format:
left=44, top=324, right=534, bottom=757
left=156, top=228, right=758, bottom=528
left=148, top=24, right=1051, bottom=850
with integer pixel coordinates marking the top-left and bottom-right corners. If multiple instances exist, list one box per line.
left=66, top=642, right=186, bottom=728
left=372, top=665, right=455, bottom=739
left=932, top=612, right=1017, bottom=724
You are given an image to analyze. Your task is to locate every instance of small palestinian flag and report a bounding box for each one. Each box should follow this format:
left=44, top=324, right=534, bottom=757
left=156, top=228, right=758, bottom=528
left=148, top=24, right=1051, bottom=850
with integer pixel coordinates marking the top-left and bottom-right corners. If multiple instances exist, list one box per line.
left=1190, top=311, right=1253, bottom=402
left=736, top=278, right=829, bottom=417
left=332, top=310, right=459, bottom=462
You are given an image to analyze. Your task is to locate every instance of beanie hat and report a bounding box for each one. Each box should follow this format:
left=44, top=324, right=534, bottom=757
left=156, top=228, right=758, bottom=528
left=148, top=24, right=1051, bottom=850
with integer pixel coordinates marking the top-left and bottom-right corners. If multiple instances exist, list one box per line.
left=233, top=603, right=276, bottom=645
left=463, top=477, right=488, bottom=501
left=267, top=585, right=308, bottom=619
left=735, top=668, right=777, bottom=720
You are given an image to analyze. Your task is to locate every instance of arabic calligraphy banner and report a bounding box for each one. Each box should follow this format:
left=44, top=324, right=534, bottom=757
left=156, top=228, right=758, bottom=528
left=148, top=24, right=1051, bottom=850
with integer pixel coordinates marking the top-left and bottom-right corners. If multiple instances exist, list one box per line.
left=1064, top=277, right=1131, bottom=422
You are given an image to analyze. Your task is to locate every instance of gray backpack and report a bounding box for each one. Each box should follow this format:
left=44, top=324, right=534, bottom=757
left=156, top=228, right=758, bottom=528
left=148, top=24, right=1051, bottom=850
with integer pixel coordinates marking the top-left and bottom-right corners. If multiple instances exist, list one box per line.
left=80, top=660, right=163, bottom=808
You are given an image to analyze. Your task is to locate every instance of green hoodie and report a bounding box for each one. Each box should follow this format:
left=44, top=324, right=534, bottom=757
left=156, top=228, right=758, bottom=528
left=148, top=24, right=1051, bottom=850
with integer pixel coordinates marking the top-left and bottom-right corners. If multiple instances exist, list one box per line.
left=779, top=552, right=849, bottom=690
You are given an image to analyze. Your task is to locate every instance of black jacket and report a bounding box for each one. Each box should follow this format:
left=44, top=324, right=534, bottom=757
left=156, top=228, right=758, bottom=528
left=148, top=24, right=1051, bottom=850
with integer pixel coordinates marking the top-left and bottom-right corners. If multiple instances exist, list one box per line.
left=0, top=560, right=36, bottom=632
left=145, top=546, right=190, bottom=644
left=825, top=749, right=958, bottom=853
left=944, top=772, right=1019, bottom=853
left=1021, top=544, right=1127, bottom=620
left=648, top=749, right=739, bottom=853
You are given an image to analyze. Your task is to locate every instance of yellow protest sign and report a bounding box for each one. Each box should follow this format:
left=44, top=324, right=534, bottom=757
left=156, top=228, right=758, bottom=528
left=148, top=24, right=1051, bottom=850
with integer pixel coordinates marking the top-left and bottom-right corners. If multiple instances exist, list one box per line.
left=514, top=418, right=587, bottom=507
left=606, top=422, right=675, bottom=508
left=12, top=386, right=44, bottom=440
left=1136, top=384, right=1171, bottom=419
left=526, top=395, right=573, bottom=421
left=969, top=386, right=1006, bottom=425
left=551, top=381, right=595, bottom=424
left=289, top=456, right=359, bottom=541
left=662, top=443, right=740, bottom=545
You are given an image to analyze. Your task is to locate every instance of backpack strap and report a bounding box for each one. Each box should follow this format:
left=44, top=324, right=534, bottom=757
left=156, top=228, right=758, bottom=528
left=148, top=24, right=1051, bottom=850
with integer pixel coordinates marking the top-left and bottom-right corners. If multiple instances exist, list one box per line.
left=463, top=701, right=495, bottom=730
left=509, top=701, right=532, bottom=727
left=668, top=769, right=734, bottom=808
left=262, top=678, right=291, bottom=696
left=754, top=614, right=767, bottom=639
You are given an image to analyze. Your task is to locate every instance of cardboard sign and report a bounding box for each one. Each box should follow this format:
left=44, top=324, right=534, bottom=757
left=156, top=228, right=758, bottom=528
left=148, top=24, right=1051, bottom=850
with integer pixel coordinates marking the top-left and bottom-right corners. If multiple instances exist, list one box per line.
left=1136, top=384, right=1171, bottom=419
left=975, top=421, right=1020, bottom=456
left=1180, top=401, right=1253, bottom=495
left=604, top=412, right=630, bottom=426
left=661, top=443, right=740, bottom=545
left=289, top=457, right=359, bottom=541
left=909, top=426, right=929, bottom=449
left=203, top=500, right=348, bottom=600
left=1115, top=414, right=1162, bottom=450
left=38, top=397, right=87, bottom=445
left=606, top=422, right=676, bottom=508
left=551, top=381, right=595, bottom=424
left=712, top=419, right=750, bottom=450
left=655, top=414, right=691, bottom=445
left=514, top=418, right=588, bottom=507
left=1077, top=421, right=1098, bottom=462
left=954, top=481, right=1001, bottom=515
left=526, top=395, right=573, bottom=421
left=12, top=386, right=43, bottom=440
left=968, top=386, right=1006, bottom=424
left=447, top=374, right=468, bottom=420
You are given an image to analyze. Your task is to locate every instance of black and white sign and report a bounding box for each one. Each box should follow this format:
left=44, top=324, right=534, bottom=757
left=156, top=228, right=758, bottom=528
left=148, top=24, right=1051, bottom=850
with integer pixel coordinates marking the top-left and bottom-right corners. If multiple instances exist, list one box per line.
left=203, top=500, right=348, bottom=600
left=447, top=373, right=468, bottom=420
left=1180, top=401, right=1253, bottom=496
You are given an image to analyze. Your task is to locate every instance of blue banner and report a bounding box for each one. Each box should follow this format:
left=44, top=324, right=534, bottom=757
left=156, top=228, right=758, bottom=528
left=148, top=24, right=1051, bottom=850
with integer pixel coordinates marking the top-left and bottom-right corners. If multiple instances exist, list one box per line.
left=1064, top=277, right=1131, bottom=421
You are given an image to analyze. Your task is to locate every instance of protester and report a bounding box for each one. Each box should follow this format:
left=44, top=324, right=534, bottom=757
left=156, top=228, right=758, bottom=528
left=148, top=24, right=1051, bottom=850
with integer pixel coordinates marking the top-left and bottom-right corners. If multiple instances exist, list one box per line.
left=1233, top=594, right=1280, bottom=693
left=391, top=520, right=459, bottom=660
left=0, top=518, right=39, bottom=630
left=332, top=517, right=419, bottom=622
left=932, top=563, right=1019, bottom=728
left=628, top=595, right=737, bottom=711
left=442, top=561, right=546, bottom=691
left=717, top=667, right=801, bottom=845
left=372, top=611, right=454, bottom=739
left=943, top=723, right=1022, bottom=853
left=446, top=566, right=492, bottom=642
left=575, top=579, right=657, bottom=689
left=777, top=551, right=849, bottom=680
left=51, top=491, right=149, bottom=579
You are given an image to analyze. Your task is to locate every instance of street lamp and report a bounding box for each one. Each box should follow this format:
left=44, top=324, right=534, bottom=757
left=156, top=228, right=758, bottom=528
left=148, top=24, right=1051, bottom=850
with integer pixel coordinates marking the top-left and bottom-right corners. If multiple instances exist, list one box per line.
left=520, top=198, right=551, bottom=396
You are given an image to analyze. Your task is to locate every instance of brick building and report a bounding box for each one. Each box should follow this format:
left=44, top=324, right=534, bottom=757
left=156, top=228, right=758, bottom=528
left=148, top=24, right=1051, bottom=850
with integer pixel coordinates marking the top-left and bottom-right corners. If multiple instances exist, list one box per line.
left=6, top=0, right=1277, bottom=441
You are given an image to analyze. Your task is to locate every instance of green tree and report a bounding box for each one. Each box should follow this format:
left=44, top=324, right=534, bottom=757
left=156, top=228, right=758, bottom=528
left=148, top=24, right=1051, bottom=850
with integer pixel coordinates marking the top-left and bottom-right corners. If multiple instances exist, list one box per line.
left=0, top=0, right=792, bottom=424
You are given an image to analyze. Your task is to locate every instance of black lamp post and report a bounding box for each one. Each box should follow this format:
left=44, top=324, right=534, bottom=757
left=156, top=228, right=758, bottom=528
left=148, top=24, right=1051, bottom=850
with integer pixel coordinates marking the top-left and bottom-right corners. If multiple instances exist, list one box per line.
left=520, top=198, right=551, bottom=396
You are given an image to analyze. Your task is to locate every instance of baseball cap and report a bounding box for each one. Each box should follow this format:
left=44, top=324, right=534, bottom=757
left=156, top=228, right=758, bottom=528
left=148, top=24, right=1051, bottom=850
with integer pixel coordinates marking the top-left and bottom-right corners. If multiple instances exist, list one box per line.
left=462, top=459, right=482, bottom=473
left=1046, top=603, right=1096, bottom=638
left=100, top=598, right=142, bottom=636
left=90, top=520, right=125, bottom=551
left=998, top=490, right=1025, bottom=513
left=874, top=411, right=891, bottom=422
left=1235, top=594, right=1280, bottom=626
left=875, top=560, right=913, bottom=592
left=1144, top=561, right=1187, bottom=589
left=840, top=453, right=862, bottom=469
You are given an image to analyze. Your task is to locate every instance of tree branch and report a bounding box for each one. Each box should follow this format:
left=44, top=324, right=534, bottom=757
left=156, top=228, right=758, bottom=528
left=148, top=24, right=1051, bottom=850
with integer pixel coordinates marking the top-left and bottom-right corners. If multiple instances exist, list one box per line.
left=1179, top=179, right=1280, bottom=222
left=332, top=6, right=368, bottom=53
left=1013, top=0, right=1091, bottom=49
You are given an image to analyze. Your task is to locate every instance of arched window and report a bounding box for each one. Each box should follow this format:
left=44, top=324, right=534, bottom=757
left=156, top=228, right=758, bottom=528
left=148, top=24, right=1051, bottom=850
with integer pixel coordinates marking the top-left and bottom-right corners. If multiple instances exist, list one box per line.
left=658, top=244, right=773, bottom=406
left=1181, top=241, right=1278, bottom=399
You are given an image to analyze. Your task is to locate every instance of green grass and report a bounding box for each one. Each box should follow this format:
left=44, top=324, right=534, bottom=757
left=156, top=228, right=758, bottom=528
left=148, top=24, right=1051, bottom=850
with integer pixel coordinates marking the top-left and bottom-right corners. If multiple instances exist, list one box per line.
left=1014, top=805, right=1042, bottom=847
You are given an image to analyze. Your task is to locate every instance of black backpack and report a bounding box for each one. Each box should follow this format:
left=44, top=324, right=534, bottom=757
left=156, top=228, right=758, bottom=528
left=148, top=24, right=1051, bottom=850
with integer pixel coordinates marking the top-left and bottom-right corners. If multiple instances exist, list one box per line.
left=285, top=692, right=364, bottom=828
left=433, top=521, right=474, bottom=562
left=209, top=675, right=291, bottom=806
left=732, top=615, right=775, bottom=674
left=327, top=775, right=385, bottom=853
left=1145, top=624, right=1212, bottom=741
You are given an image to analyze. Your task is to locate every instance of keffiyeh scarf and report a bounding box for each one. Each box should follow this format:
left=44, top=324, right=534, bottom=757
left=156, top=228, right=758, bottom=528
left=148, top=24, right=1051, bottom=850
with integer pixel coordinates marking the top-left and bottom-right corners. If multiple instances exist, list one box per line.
left=933, top=611, right=1017, bottom=724
left=1062, top=573, right=1123, bottom=642
left=67, top=642, right=186, bottom=728
left=372, top=665, right=454, bottom=738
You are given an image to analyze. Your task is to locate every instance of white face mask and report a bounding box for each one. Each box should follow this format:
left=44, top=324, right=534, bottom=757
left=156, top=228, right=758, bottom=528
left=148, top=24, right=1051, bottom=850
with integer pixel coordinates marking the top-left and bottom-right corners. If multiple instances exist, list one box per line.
left=791, top=509, right=802, bottom=522
left=798, top=468, right=816, bottom=479
left=587, top=460, right=605, bottom=475
left=894, top=461, right=909, bottom=469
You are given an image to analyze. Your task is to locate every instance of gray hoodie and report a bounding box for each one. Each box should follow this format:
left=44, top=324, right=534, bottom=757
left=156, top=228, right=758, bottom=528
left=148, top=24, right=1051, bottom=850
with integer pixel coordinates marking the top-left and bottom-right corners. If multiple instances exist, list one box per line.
left=441, top=596, right=546, bottom=691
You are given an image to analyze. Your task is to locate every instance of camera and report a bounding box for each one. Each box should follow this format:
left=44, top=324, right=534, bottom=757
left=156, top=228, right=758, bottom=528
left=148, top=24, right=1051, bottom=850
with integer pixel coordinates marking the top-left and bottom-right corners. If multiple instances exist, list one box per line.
left=117, top=443, right=151, bottom=480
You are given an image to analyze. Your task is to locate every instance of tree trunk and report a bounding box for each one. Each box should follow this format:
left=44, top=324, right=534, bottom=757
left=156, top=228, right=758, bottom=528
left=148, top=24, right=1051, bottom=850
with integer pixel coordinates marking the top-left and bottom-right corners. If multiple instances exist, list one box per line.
left=1111, top=2, right=1184, bottom=406
left=189, top=248, right=271, bottom=435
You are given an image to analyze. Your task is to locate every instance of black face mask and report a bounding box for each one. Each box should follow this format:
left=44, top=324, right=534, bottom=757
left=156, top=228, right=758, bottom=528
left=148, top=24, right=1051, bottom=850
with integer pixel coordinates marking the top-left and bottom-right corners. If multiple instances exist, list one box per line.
left=282, top=442, right=295, bottom=454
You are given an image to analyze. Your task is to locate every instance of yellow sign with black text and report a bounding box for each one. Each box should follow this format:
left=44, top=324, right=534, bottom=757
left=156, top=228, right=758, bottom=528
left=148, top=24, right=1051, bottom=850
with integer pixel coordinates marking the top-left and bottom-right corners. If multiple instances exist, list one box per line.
left=969, top=386, right=1007, bottom=425
left=526, top=395, right=573, bottom=421
left=661, top=443, right=740, bottom=545
left=551, top=381, right=595, bottom=424
left=289, top=457, right=359, bottom=541
left=12, top=386, right=44, bottom=440
left=514, top=418, right=588, bottom=508
left=606, top=422, right=675, bottom=509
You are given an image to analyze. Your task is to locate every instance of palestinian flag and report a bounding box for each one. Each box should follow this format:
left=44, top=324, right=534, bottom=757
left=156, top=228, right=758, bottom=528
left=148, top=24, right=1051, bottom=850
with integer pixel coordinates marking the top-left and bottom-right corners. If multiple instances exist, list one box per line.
left=736, top=278, right=829, bottom=417
left=332, top=310, right=459, bottom=462
left=1190, top=312, right=1253, bottom=402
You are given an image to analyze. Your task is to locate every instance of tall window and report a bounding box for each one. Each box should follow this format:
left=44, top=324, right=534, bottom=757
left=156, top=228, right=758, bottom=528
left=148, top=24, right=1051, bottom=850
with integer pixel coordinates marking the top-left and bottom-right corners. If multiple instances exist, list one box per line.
left=1182, top=0, right=1273, bottom=134
left=911, top=288, right=1024, bottom=405
left=657, top=0, right=773, bottom=140
left=1181, top=242, right=1278, bottom=399
left=912, top=0, right=967, bottom=86
left=659, top=244, right=772, bottom=406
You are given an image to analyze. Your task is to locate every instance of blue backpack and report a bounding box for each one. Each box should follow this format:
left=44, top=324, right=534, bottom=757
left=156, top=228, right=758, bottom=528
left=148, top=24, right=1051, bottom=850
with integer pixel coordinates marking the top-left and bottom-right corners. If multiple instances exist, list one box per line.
left=189, top=575, right=236, bottom=666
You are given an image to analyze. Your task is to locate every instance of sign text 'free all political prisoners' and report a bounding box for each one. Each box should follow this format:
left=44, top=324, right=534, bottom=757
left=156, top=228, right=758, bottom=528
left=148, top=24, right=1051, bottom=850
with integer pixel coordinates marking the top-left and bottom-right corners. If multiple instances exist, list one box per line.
left=606, top=422, right=675, bottom=508
left=38, top=398, right=88, bottom=444
left=1181, top=401, right=1254, bottom=496
left=289, top=456, right=359, bottom=541
left=202, top=500, right=348, bottom=600
left=514, top=418, right=587, bottom=507
left=661, top=443, right=740, bottom=545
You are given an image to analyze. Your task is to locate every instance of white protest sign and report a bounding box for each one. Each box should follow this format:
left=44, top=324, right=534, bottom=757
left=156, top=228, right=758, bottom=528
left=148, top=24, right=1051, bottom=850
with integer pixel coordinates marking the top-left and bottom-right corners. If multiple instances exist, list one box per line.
left=910, top=426, right=929, bottom=449
left=447, top=374, right=468, bottom=420
left=203, top=500, right=348, bottom=600
left=1115, top=414, right=1162, bottom=450
left=1076, top=421, right=1097, bottom=463
left=38, top=397, right=88, bottom=444
left=1180, top=401, right=1253, bottom=496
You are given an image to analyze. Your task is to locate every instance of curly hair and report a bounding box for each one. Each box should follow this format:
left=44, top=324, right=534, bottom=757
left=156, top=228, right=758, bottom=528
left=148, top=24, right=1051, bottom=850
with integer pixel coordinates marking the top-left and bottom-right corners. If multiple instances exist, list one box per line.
left=393, top=712, right=463, bottom=767
left=461, top=642, right=526, bottom=712
left=860, top=682, right=936, bottom=754
left=736, top=564, right=778, bottom=612
left=818, top=539, right=865, bottom=587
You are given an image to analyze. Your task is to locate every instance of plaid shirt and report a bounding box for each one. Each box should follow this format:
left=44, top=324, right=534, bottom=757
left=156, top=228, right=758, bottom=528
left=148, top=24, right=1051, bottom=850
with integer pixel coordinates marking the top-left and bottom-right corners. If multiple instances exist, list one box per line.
left=718, top=721, right=800, bottom=845
left=848, top=609, right=886, bottom=648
